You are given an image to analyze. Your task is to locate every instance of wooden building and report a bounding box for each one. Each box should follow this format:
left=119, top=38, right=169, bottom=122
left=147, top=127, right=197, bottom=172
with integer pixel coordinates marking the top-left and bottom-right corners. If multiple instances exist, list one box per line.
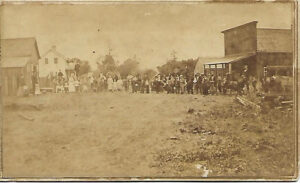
left=195, top=21, right=293, bottom=80
left=1, top=37, right=41, bottom=96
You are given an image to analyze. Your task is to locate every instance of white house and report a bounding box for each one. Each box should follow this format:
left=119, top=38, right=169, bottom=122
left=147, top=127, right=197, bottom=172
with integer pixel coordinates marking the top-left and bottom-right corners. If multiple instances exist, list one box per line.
left=39, top=46, right=75, bottom=88
left=39, top=45, right=70, bottom=78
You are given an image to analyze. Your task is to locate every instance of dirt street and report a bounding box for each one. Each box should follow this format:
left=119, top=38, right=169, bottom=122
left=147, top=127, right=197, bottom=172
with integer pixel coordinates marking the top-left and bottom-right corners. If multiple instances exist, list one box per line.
left=2, top=93, right=296, bottom=179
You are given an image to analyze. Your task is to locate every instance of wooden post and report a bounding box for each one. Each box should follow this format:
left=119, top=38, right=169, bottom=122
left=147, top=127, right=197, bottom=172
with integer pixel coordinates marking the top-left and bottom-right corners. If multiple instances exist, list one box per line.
left=222, top=64, right=224, bottom=77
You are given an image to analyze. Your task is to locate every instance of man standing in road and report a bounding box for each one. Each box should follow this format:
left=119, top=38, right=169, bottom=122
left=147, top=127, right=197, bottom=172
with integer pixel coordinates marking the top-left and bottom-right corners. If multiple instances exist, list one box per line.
left=179, top=75, right=186, bottom=94
left=75, top=61, right=80, bottom=77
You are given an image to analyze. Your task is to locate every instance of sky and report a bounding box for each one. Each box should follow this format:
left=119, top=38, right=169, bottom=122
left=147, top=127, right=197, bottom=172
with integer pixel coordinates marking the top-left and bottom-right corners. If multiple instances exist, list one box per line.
left=0, top=2, right=294, bottom=70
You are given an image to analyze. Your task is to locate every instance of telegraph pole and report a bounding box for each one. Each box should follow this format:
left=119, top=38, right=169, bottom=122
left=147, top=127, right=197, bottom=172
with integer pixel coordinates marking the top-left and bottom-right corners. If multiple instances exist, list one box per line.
left=171, top=50, right=177, bottom=61
left=108, top=48, right=113, bottom=56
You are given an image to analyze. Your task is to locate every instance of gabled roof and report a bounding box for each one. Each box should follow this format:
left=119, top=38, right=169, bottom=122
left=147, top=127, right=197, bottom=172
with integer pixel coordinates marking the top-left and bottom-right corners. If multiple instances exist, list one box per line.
left=1, top=57, right=30, bottom=68
left=41, top=47, right=68, bottom=60
left=1, top=37, right=40, bottom=58
left=257, top=28, right=293, bottom=52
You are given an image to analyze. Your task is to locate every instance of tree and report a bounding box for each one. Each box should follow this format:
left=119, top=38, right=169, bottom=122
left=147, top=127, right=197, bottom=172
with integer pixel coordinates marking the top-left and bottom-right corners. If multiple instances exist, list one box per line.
left=96, top=54, right=118, bottom=75
left=69, top=58, right=91, bottom=76
left=157, top=58, right=198, bottom=78
left=181, top=59, right=198, bottom=79
left=142, top=68, right=157, bottom=79
left=157, top=60, right=181, bottom=76
left=102, top=54, right=117, bottom=73
left=79, top=61, right=91, bottom=76
left=117, top=58, right=140, bottom=78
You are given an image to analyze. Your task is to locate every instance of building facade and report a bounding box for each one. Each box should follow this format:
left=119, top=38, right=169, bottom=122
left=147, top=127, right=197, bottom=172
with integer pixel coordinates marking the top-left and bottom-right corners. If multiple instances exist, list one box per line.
left=39, top=46, right=74, bottom=88
left=195, top=21, right=293, bottom=80
left=1, top=37, right=41, bottom=96
left=39, top=46, right=69, bottom=78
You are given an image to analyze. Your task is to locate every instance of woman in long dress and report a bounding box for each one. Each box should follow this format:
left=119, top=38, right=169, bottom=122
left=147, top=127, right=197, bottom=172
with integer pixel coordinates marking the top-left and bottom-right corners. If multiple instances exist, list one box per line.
left=68, top=73, right=76, bottom=92
left=107, top=76, right=113, bottom=92
left=117, top=78, right=123, bottom=91
left=113, top=76, right=118, bottom=91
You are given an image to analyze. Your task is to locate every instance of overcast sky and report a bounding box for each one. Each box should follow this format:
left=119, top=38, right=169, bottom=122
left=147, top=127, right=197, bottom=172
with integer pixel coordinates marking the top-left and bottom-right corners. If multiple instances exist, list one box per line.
left=0, top=2, right=293, bottom=69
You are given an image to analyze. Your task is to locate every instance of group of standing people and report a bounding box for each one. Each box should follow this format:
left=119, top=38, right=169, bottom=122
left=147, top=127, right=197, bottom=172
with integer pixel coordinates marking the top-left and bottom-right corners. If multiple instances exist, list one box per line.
left=20, top=62, right=285, bottom=97
left=89, top=73, right=151, bottom=93
left=49, top=65, right=261, bottom=96
left=53, top=72, right=121, bottom=93
left=151, top=65, right=257, bottom=95
left=51, top=70, right=80, bottom=93
left=151, top=73, right=225, bottom=95
left=74, top=73, right=152, bottom=94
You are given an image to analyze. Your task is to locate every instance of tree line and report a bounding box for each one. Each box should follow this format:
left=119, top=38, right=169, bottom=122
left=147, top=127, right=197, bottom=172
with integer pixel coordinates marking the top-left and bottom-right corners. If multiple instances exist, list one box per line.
left=70, top=53, right=198, bottom=79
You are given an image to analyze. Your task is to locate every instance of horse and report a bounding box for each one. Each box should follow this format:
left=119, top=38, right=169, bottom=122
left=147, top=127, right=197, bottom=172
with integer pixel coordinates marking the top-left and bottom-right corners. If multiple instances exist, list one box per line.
left=223, top=76, right=246, bottom=95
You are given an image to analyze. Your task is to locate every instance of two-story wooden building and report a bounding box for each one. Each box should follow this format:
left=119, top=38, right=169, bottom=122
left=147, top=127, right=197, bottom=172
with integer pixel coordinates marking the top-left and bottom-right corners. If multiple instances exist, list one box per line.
left=195, top=21, right=293, bottom=80
left=39, top=46, right=74, bottom=88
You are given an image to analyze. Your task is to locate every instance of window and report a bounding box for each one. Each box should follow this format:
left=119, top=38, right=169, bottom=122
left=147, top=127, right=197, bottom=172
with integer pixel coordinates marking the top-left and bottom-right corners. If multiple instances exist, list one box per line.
left=54, top=58, right=58, bottom=64
left=216, top=64, right=223, bottom=69
left=45, top=58, right=48, bottom=64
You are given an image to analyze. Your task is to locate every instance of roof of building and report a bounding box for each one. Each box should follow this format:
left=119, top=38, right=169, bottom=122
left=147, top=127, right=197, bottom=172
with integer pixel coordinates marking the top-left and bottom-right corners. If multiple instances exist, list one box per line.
left=1, top=37, right=41, bottom=58
left=1, top=57, right=31, bottom=68
left=41, top=46, right=68, bottom=60
left=203, top=52, right=256, bottom=65
left=257, top=28, right=293, bottom=52
left=221, top=21, right=258, bottom=33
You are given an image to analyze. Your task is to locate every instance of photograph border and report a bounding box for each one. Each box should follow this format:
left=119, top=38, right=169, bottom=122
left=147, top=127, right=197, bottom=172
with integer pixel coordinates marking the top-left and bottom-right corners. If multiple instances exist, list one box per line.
left=0, top=0, right=298, bottom=181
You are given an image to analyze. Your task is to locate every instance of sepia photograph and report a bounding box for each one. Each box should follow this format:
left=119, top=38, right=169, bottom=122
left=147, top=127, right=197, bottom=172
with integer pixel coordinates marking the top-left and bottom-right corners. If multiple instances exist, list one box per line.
left=0, top=1, right=298, bottom=181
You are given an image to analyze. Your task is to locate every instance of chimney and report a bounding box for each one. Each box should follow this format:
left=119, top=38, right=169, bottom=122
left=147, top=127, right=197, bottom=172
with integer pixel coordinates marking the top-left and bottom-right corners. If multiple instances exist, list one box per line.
left=52, top=45, right=56, bottom=51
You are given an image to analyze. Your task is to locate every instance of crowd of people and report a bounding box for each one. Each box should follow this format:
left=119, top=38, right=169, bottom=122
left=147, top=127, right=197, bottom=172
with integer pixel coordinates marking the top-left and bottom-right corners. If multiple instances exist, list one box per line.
left=49, top=71, right=126, bottom=93
left=49, top=65, right=259, bottom=96
left=16, top=63, right=288, bottom=97
left=149, top=72, right=257, bottom=95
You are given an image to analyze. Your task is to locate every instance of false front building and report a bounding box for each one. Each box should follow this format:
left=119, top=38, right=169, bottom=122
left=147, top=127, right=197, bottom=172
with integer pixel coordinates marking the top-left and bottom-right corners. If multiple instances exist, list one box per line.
left=194, top=21, right=293, bottom=80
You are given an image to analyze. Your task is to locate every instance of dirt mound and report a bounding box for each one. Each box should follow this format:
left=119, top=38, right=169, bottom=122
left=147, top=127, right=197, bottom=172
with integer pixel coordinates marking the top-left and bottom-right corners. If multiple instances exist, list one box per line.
left=153, top=101, right=295, bottom=178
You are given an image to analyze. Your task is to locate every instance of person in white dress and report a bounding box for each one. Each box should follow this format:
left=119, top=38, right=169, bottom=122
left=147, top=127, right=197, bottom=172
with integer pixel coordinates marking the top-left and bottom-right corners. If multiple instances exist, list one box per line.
left=113, top=75, right=118, bottom=91
left=68, top=73, right=76, bottom=92
left=107, top=76, right=113, bottom=91
left=117, top=78, right=123, bottom=91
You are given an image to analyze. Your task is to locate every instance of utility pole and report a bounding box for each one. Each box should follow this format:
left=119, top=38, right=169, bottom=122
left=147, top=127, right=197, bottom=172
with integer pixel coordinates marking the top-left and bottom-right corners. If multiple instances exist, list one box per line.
left=171, top=50, right=177, bottom=61
left=133, top=54, right=137, bottom=61
left=108, top=48, right=113, bottom=56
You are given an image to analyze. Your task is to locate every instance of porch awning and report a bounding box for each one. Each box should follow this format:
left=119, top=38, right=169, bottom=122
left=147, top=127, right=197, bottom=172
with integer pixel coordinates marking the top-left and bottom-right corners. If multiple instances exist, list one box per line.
left=203, top=52, right=256, bottom=65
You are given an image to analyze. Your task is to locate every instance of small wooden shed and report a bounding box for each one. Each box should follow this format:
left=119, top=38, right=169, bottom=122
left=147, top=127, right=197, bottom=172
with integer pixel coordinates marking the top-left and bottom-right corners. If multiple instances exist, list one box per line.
left=1, top=37, right=40, bottom=96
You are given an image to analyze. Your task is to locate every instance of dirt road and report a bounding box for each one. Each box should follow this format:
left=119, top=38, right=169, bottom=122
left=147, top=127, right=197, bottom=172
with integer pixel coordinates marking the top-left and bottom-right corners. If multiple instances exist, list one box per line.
left=2, top=92, right=296, bottom=179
